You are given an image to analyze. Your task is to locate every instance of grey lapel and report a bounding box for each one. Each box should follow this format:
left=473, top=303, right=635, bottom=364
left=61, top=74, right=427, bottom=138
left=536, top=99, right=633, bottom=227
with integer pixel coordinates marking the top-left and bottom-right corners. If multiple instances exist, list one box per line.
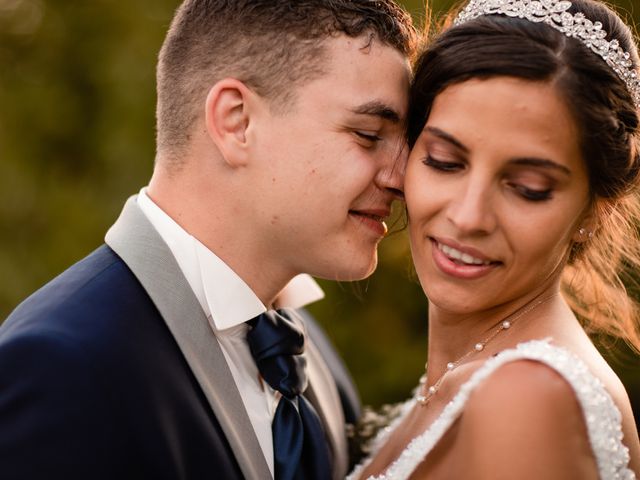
left=105, top=196, right=271, bottom=480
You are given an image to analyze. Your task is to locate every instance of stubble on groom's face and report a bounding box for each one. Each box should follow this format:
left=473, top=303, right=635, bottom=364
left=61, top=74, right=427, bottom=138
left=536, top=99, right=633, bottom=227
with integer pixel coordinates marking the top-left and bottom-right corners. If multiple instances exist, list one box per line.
left=247, top=34, right=410, bottom=282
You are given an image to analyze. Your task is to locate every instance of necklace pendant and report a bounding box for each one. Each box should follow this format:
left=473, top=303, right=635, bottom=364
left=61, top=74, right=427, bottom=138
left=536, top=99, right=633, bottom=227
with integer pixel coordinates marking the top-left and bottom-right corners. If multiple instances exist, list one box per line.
left=416, top=392, right=433, bottom=406
left=417, top=384, right=438, bottom=407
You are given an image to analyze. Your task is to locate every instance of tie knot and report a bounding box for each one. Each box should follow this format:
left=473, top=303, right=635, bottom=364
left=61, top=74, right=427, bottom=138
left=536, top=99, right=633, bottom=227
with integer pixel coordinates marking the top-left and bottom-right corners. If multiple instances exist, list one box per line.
left=246, top=308, right=308, bottom=398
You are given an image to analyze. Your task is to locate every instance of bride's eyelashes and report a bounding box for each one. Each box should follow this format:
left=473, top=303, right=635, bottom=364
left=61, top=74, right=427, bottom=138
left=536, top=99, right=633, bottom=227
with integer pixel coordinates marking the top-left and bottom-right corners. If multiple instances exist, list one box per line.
left=507, top=183, right=554, bottom=202
left=422, top=155, right=464, bottom=172
left=422, top=155, right=555, bottom=202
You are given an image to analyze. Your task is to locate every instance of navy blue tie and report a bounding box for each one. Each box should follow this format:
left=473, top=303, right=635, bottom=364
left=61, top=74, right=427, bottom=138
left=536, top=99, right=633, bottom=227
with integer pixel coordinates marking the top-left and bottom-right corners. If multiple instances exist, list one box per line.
left=246, top=308, right=332, bottom=480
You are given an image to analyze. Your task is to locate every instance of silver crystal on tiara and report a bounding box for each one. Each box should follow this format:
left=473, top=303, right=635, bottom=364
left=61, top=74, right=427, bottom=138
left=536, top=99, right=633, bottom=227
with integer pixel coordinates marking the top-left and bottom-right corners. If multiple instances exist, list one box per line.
left=454, top=0, right=640, bottom=108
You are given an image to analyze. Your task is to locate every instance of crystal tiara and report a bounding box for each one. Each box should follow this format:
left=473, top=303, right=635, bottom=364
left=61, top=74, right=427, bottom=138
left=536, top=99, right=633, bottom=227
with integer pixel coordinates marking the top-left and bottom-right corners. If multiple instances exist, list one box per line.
left=454, top=0, right=640, bottom=109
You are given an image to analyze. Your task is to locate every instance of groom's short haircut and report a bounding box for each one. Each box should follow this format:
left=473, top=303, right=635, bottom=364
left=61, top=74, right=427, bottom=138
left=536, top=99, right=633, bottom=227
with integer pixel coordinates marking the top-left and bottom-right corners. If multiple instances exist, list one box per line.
left=156, top=0, right=416, bottom=159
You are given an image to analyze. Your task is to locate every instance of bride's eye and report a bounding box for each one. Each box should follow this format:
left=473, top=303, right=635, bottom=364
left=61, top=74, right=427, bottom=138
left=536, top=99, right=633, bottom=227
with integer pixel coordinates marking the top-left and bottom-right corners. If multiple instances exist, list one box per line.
left=510, top=183, right=553, bottom=202
left=422, top=155, right=464, bottom=172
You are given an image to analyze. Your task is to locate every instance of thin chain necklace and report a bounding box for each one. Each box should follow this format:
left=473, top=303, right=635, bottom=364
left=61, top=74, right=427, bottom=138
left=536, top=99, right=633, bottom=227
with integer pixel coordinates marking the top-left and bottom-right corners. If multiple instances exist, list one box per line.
left=416, top=292, right=558, bottom=407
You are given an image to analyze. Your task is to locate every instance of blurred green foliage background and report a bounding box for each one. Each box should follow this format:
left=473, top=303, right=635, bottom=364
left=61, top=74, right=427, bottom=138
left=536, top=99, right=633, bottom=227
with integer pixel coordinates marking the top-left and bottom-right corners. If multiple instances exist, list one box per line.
left=1, top=0, right=639, bottom=409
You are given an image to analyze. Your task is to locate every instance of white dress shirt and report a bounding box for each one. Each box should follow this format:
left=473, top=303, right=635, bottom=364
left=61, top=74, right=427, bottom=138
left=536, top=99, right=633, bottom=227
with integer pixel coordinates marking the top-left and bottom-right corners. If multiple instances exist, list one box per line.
left=135, top=188, right=325, bottom=476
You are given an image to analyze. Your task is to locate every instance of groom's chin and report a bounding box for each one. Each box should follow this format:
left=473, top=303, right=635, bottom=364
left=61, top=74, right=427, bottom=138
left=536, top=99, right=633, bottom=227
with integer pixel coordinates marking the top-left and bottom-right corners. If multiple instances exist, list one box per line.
left=316, top=252, right=379, bottom=283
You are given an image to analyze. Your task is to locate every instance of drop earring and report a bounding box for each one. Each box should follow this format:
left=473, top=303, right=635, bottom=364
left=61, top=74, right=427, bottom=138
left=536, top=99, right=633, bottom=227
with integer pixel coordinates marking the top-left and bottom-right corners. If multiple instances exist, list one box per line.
left=578, top=227, right=594, bottom=238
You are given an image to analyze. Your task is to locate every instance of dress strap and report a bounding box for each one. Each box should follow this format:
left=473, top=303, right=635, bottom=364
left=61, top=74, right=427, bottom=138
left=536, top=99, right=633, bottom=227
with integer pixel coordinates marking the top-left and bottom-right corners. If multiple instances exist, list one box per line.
left=352, top=339, right=634, bottom=480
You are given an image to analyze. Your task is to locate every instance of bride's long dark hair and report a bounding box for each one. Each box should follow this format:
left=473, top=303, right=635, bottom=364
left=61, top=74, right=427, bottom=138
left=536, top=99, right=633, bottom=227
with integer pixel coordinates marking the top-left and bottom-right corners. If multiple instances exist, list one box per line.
left=409, top=0, right=640, bottom=351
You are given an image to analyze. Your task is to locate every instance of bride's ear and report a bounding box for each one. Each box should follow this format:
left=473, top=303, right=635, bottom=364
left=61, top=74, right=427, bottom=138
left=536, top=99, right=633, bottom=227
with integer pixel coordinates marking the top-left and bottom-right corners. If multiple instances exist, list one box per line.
left=572, top=202, right=601, bottom=243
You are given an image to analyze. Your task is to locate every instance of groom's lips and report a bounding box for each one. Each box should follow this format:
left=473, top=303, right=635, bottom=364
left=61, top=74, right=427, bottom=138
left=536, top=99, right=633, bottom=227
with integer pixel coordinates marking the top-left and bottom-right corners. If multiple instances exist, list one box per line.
left=348, top=208, right=390, bottom=237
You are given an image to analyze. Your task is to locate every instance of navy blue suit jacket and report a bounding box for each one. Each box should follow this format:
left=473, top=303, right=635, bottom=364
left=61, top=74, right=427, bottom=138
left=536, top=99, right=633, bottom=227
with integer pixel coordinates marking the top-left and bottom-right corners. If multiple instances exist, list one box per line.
left=0, top=245, right=360, bottom=479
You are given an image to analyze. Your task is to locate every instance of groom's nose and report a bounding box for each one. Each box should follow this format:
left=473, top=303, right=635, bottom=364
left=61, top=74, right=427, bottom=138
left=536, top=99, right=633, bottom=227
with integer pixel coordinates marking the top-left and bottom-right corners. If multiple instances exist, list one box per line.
left=376, top=142, right=407, bottom=200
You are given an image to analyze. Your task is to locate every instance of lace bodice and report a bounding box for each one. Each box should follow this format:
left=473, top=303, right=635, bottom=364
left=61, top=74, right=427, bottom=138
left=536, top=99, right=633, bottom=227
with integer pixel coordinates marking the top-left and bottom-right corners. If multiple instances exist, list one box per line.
left=348, top=340, right=635, bottom=480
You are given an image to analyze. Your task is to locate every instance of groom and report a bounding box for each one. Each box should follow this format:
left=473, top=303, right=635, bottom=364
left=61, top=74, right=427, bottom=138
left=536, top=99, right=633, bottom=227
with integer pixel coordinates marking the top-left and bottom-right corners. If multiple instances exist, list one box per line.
left=0, top=1, right=414, bottom=479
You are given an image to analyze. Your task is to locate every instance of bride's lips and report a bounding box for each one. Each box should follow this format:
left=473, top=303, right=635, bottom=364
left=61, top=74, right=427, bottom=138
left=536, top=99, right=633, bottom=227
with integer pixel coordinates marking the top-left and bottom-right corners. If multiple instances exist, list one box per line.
left=430, top=237, right=501, bottom=279
left=348, top=208, right=390, bottom=237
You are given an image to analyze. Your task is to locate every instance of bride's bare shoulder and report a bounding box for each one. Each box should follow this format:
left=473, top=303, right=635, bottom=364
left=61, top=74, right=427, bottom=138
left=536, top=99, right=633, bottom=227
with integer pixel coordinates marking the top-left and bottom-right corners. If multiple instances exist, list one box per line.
left=453, top=360, right=599, bottom=480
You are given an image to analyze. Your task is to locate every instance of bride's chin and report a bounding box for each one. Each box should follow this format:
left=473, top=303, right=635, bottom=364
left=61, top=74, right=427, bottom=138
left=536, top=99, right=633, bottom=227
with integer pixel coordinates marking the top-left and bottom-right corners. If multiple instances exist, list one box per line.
left=429, top=304, right=479, bottom=318
left=426, top=293, right=487, bottom=316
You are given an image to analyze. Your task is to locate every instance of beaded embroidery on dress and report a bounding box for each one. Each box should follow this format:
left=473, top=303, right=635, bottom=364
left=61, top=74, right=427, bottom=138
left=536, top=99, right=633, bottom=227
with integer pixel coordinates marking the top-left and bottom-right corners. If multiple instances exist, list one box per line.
left=348, top=339, right=635, bottom=480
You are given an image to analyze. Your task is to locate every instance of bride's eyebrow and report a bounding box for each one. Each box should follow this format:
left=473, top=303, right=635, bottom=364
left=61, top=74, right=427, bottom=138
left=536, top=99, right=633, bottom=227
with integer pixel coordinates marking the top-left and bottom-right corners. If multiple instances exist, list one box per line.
left=509, top=158, right=572, bottom=176
left=424, top=126, right=469, bottom=153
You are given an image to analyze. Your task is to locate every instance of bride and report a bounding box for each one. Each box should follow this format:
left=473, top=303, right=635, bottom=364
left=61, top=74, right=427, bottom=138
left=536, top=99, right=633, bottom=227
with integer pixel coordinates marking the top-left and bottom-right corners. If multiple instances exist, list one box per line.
left=350, top=0, right=640, bottom=478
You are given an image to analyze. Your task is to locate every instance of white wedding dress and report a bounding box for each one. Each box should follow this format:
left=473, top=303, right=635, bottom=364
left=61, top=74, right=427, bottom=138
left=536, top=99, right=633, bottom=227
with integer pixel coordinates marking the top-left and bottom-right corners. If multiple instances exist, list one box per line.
left=348, top=339, right=636, bottom=480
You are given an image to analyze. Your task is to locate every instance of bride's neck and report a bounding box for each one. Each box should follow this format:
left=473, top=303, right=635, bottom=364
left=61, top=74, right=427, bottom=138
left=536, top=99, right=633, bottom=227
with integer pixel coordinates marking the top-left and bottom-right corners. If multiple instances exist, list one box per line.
left=427, top=308, right=497, bottom=366
left=425, top=286, right=561, bottom=377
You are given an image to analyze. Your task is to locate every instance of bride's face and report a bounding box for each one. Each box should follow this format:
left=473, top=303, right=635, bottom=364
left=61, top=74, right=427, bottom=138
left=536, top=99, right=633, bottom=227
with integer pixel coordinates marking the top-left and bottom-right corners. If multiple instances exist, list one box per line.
left=405, top=76, right=592, bottom=314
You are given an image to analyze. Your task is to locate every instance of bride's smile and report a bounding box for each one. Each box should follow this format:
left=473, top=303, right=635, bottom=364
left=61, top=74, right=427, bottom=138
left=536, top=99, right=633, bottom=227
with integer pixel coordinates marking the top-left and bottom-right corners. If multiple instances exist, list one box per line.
left=432, top=238, right=495, bottom=266
left=430, top=237, right=500, bottom=280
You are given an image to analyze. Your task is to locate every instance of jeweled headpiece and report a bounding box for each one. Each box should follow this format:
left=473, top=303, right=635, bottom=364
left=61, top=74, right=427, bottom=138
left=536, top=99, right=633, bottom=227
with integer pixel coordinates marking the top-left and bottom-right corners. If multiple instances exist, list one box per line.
left=454, top=0, right=640, bottom=109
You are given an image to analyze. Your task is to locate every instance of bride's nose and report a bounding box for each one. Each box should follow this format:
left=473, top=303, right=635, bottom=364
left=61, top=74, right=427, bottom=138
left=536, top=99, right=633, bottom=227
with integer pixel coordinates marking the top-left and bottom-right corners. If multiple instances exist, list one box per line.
left=446, top=175, right=497, bottom=235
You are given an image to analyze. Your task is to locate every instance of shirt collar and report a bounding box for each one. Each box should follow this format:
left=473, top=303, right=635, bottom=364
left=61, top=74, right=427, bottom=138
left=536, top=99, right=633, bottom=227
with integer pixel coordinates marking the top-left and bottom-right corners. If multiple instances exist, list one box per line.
left=135, top=188, right=324, bottom=330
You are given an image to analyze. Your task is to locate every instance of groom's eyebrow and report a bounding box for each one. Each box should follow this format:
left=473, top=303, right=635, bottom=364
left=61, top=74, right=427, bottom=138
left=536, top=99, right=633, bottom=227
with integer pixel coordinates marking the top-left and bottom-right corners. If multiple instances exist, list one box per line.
left=350, top=101, right=401, bottom=123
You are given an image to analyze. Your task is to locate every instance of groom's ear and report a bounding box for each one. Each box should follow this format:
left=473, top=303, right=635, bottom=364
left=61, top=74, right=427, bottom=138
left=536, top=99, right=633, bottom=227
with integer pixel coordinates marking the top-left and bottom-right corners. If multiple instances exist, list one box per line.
left=204, top=78, right=256, bottom=168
